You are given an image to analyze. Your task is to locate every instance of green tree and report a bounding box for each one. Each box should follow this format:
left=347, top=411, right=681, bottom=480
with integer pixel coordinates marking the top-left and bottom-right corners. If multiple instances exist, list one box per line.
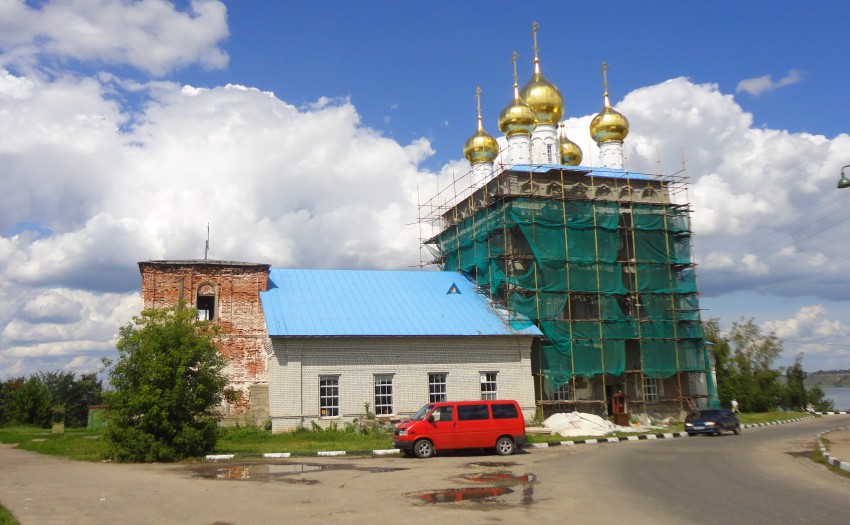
left=806, top=385, right=835, bottom=412
left=105, top=305, right=233, bottom=462
left=706, top=317, right=784, bottom=412
left=1, top=376, right=51, bottom=427
left=784, top=353, right=807, bottom=410
left=0, top=372, right=104, bottom=428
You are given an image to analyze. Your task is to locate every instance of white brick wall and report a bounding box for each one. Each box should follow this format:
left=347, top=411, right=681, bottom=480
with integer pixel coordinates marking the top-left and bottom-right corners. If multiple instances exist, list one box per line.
left=267, top=335, right=535, bottom=432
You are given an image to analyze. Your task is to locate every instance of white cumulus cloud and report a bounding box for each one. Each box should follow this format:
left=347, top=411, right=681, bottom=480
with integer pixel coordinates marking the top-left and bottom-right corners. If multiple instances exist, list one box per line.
left=0, top=0, right=228, bottom=76
left=737, top=70, right=805, bottom=97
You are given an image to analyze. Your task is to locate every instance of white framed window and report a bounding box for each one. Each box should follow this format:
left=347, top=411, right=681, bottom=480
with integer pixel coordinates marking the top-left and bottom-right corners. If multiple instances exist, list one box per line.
left=546, top=143, right=554, bottom=164
left=480, top=372, right=497, bottom=400
left=429, top=373, right=447, bottom=403
left=374, top=374, right=393, bottom=415
left=319, top=376, right=339, bottom=417
left=643, top=377, right=663, bottom=403
left=552, top=382, right=572, bottom=401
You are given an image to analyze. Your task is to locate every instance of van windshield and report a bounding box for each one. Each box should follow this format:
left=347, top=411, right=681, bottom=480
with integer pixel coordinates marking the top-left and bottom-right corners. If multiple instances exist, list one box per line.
left=410, top=404, right=434, bottom=421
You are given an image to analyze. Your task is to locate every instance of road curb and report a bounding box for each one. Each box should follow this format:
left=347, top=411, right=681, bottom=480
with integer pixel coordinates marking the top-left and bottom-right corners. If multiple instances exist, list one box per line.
left=205, top=449, right=402, bottom=460
left=741, top=415, right=814, bottom=430
left=817, top=426, right=850, bottom=474
left=205, top=415, right=833, bottom=460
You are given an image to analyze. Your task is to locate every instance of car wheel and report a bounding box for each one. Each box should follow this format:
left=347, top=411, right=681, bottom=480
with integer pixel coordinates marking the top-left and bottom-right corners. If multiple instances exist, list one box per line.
left=733, top=424, right=742, bottom=435
left=687, top=432, right=695, bottom=437
left=413, top=439, right=434, bottom=459
left=495, top=436, right=515, bottom=456
left=715, top=428, right=723, bottom=436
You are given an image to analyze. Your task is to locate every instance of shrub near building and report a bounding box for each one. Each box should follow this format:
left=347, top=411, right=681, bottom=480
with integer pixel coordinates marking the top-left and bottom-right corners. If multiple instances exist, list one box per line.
left=105, top=305, right=236, bottom=462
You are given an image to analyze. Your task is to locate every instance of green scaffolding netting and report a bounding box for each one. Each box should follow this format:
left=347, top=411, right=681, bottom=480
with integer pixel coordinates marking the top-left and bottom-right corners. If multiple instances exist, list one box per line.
left=437, top=197, right=707, bottom=389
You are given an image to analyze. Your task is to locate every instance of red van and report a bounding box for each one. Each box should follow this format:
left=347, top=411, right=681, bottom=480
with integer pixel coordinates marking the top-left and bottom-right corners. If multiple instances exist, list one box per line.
left=393, top=400, right=527, bottom=458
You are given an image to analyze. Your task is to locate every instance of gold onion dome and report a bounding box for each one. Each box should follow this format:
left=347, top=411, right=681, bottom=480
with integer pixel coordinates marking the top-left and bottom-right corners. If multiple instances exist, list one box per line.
left=590, top=61, right=629, bottom=143
left=590, top=97, right=629, bottom=143
left=498, top=52, right=538, bottom=137
left=498, top=91, right=537, bottom=136
left=520, top=63, right=563, bottom=125
left=464, top=87, right=499, bottom=163
left=464, top=123, right=500, bottom=164
left=519, top=22, right=563, bottom=125
left=558, top=123, right=582, bottom=166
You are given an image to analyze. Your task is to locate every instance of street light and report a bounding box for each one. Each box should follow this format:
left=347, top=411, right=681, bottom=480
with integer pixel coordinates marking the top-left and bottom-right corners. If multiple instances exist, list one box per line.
left=840, top=165, right=850, bottom=189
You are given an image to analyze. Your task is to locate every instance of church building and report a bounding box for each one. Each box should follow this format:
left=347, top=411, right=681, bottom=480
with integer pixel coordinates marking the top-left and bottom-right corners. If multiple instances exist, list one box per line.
left=137, top=22, right=716, bottom=430
left=421, top=22, right=716, bottom=422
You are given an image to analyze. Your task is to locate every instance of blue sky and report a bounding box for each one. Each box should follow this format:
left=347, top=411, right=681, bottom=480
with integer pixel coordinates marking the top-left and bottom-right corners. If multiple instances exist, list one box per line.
left=201, top=1, right=849, bottom=170
left=1, top=0, right=850, bottom=376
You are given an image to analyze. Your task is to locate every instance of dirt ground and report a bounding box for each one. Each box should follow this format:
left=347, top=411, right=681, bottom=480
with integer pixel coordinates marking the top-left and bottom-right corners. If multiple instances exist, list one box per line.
left=0, top=444, right=572, bottom=525
left=2, top=424, right=849, bottom=525
left=824, top=426, right=850, bottom=463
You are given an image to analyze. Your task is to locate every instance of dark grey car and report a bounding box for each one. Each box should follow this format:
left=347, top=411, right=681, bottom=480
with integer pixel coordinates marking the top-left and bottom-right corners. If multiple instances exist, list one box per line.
left=685, top=409, right=742, bottom=436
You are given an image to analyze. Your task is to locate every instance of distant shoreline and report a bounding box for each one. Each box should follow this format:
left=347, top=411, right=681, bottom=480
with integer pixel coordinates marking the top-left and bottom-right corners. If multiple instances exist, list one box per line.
left=804, top=372, right=850, bottom=389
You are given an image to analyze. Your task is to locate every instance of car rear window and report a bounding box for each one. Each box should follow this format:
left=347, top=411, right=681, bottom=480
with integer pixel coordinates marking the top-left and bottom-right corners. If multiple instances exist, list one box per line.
left=457, top=404, right=490, bottom=420
left=491, top=403, right=518, bottom=419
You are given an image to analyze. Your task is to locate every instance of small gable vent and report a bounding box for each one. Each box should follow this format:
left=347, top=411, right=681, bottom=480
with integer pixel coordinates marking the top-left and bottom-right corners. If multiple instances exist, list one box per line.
left=447, top=283, right=461, bottom=294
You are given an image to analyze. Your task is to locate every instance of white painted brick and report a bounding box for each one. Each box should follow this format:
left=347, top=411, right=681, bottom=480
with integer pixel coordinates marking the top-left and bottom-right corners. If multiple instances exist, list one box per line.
left=268, top=335, right=536, bottom=432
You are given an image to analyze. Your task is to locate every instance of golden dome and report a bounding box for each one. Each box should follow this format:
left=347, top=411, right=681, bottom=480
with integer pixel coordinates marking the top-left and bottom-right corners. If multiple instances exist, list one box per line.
left=463, top=127, right=499, bottom=163
left=498, top=90, right=537, bottom=137
left=590, top=95, right=629, bottom=143
left=520, top=63, right=563, bottom=125
left=498, top=52, right=537, bottom=137
left=464, top=88, right=499, bottom=164
left=519, top=22, right=563, bottom=125
left=590, top=61, right=629, bottom=143
left=559, top=124, right=582, bottom=166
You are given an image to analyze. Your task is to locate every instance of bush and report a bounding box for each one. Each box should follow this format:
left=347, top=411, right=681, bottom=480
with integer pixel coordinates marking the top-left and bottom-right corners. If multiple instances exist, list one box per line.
left=104, top=305, right=234, bottom=462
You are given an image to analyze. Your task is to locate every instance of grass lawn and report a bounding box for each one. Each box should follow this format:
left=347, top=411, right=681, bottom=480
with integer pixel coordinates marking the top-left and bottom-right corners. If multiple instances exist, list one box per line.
left=0, top=504, right=19, bottom=525
left=215, top=425, right=394, bottom=455
left=0, top=425, right=395, bottom=460
left=0, top=411, right=813, bottom=461
left=0, top=427, right=107, bottom=461
left=736, top=411, right=810, bottom=425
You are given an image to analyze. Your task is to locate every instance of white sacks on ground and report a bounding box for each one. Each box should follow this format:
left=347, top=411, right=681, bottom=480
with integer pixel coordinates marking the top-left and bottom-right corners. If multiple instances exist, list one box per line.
left=542, top=411, right=650, bottom=437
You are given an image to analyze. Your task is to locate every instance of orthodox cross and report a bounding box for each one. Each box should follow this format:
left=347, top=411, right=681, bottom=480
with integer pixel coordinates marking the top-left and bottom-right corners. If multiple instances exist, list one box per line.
left=601, top=60, right=610, bottom=95
left=532, top=21, right=540, bottom=61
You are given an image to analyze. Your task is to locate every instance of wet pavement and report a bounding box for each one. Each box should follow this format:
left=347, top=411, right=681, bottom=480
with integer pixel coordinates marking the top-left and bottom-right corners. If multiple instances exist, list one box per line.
left=190, top=460, right=406, bottom=482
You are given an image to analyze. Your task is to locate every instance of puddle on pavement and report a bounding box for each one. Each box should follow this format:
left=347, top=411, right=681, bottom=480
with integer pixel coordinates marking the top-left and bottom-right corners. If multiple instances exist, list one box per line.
left=415, top=487, right=513, bottom=503
left=192, top=462, right=405, bottom=482
left=460, top=472, right=534, bottom=484
left=408, top=469, right=535, bottom=507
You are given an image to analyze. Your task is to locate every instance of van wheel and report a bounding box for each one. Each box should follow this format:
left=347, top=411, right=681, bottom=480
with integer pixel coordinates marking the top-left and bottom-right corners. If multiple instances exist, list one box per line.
left=495, top=436, right=515, bottom=456
left=413, top=439, right=434, bottom=459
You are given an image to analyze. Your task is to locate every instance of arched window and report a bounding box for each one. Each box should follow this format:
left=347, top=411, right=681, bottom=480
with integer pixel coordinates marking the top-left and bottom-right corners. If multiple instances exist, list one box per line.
left=196, top=283, right=217, bottom=321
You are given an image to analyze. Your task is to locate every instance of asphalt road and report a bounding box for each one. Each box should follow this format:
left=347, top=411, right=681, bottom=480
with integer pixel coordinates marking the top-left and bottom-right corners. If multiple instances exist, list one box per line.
left=1, top=415, right=849, bottom=524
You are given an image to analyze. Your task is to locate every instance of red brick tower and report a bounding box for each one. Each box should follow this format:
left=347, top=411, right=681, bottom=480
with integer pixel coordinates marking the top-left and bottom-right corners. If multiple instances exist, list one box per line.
left=138, top=260, right=271, bottom=424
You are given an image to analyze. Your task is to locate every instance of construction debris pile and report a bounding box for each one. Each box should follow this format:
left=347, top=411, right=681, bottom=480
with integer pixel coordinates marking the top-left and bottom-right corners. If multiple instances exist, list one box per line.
left=542, top=411, right=659, bottom=437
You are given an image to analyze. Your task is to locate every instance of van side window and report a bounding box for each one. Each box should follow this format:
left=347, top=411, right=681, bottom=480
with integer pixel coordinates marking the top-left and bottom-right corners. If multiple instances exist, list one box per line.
left=433, top=406, right=453, bottom=422
left=491, top=403, right=519, bottom=419
left=457, top=404, right=489, bottom=421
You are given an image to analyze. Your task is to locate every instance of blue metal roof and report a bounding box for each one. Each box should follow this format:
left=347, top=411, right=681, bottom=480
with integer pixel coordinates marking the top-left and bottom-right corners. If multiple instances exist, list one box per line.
left=260, top=269, right=542, bottom=337
left=507, top=164, right=654, bottom=181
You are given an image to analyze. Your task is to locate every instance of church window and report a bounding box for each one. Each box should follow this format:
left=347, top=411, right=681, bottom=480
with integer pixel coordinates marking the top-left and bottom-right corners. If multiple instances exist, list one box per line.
left=196, top=283, right=216, bottom=321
